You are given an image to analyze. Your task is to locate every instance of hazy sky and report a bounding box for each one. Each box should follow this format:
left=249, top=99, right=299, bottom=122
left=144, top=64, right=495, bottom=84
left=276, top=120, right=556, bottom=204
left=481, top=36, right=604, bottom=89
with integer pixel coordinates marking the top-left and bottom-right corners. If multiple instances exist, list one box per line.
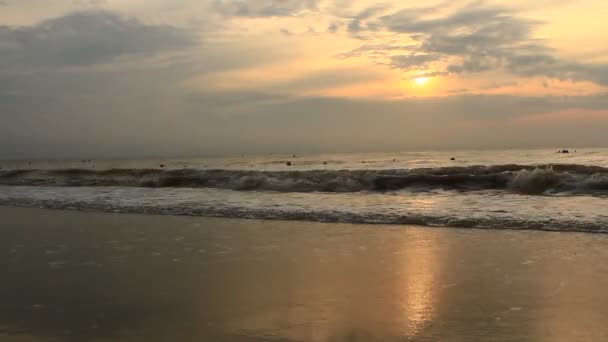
left=1, top=0, right=607, bottom=158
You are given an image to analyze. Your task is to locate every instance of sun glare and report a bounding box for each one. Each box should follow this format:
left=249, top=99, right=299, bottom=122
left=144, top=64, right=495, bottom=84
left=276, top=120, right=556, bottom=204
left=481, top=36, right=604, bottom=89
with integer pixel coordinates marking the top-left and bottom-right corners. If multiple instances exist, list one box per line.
left=414, top=77, right=429, bottom=85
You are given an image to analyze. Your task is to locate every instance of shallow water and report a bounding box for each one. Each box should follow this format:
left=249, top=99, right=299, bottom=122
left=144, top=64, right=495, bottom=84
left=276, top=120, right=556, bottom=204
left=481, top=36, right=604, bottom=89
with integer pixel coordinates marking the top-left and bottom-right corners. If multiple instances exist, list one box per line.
left=2, top=207, right=608, bottom=341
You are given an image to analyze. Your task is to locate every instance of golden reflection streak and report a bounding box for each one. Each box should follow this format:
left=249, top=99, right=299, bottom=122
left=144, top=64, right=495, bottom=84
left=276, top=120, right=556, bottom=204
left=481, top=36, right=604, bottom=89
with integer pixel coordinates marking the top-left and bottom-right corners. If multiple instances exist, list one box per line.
left=399, top=231, right=443, bottom=338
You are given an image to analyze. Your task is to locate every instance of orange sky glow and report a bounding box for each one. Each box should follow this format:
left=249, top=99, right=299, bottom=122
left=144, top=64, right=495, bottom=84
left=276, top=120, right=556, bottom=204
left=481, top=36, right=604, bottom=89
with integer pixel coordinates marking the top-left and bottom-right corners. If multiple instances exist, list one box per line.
left=1, top=0, right=607, bottom=157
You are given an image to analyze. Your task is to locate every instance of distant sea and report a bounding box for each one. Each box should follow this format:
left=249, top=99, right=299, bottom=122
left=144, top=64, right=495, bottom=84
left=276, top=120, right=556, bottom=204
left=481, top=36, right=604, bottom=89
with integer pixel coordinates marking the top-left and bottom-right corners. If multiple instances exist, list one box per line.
left=2, top=149, right=608, bottom=232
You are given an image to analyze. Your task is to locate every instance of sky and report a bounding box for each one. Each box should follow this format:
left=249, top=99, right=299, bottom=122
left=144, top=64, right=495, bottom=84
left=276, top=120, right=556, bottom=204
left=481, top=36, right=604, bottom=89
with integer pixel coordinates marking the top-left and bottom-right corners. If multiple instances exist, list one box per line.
left=1, top=0, right=607, bottom=158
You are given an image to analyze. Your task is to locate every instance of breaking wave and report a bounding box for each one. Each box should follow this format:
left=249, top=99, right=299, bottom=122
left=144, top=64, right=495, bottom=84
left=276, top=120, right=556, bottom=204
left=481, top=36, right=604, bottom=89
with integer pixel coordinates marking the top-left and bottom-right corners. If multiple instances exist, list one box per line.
left=2, top=164, right=608, bottom=195
left=1, top=190, right=607, bottom=233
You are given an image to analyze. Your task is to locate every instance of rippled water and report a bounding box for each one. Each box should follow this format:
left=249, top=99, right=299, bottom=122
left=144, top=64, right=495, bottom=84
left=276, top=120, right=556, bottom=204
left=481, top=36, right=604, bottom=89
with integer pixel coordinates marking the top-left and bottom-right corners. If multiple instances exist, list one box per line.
left=2, top=148, right=605, bottom=171
left=2, top=148, right=608, bottom=232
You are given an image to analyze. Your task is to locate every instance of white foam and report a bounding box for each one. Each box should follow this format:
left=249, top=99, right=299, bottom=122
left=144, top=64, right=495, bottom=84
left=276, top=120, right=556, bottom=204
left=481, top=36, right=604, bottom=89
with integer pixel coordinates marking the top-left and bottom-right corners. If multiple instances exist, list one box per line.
left=1, top=185, right=607, bottom=233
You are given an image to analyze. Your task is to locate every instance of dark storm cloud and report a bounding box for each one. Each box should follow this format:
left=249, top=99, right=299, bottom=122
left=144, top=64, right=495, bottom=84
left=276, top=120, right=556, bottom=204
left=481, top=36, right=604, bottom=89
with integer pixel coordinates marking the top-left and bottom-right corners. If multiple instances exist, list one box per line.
left=340, top=2, right=608, bottom=85
left=212, top=0, right=317, bottom=17
left=0, top=11, right=197, bottom=70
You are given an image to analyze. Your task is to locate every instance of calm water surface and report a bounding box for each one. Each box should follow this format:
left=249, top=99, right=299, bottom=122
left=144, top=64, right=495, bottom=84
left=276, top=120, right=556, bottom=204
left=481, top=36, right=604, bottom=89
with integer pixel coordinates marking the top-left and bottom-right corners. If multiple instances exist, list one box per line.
left=2, top=207, right=608, bottom=341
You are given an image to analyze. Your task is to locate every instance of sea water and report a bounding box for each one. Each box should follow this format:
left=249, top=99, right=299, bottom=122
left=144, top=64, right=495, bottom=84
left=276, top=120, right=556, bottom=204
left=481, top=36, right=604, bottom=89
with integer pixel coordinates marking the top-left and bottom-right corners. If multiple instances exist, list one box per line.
left=2, top=148, right=608, bottom=232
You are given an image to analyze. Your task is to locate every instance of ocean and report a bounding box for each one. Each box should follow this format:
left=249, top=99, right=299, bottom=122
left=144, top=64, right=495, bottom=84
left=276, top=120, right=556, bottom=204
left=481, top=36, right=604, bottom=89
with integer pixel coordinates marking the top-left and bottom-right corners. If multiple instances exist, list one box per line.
left=2, top=148, right=608, bottom=233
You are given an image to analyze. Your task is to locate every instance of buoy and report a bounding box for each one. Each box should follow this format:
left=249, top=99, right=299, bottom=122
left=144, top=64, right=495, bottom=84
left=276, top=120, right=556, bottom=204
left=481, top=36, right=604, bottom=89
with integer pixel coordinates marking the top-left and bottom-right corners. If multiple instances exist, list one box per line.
left=286, top=161, right=292, bottom=166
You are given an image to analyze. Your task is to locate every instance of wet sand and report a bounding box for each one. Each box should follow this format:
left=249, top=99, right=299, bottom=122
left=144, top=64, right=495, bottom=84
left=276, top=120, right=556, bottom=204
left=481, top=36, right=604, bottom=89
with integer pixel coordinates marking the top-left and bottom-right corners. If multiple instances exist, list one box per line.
left=2, top=206, right=608, bottom=341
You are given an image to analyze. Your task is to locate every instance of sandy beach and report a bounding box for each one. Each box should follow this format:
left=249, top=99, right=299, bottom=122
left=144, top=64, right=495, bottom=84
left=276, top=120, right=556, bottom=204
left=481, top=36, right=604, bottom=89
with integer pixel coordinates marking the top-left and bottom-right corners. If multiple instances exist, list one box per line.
left=2, top=206, right=608, bottom=341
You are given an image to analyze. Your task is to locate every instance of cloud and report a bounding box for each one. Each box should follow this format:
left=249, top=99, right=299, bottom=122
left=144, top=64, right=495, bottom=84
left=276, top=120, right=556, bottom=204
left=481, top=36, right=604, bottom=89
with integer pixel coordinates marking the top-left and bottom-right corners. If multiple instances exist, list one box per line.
left=182, top=92, right=608, bottom=154
left=335, top=42, right=415, bottom=60
left=1, top=1, right=608, bottom=159
left=0, top=10, right=197, bottom=70
left=346, top=4, right=391, bottom=33
left=213, top=0, right=317, bottom=17
left=267, top=67, right=387, bottom=94
left=391, top=53, right=441, bottom=70
left=338, top=2, right=608, bottom=85
left=328, top=22, right=340, bottom=33
left=72, top=0, right=107, bottom=6
left=512, top=108, right=608, bottom=126
left=379, top=4, right=547, bottom=72
left=3, top=64, right=608, bottom=158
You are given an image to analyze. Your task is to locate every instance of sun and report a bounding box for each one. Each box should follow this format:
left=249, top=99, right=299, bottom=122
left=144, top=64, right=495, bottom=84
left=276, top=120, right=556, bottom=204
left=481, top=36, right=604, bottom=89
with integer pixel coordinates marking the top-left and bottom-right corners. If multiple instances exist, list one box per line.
left=414, top=77, right=429, bottom=85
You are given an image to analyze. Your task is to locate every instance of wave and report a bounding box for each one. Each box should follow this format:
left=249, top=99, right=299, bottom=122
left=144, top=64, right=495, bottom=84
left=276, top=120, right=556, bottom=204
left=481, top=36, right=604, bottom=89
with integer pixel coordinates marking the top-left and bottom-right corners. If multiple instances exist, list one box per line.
left=1, top=196, right=606, bottom=233
left=2, top=164, right=608, bottom=195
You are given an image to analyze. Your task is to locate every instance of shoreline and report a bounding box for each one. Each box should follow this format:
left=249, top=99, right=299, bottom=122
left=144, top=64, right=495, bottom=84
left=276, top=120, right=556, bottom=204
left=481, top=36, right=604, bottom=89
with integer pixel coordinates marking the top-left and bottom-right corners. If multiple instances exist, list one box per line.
left=0, top=203, right=603, bottom=235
